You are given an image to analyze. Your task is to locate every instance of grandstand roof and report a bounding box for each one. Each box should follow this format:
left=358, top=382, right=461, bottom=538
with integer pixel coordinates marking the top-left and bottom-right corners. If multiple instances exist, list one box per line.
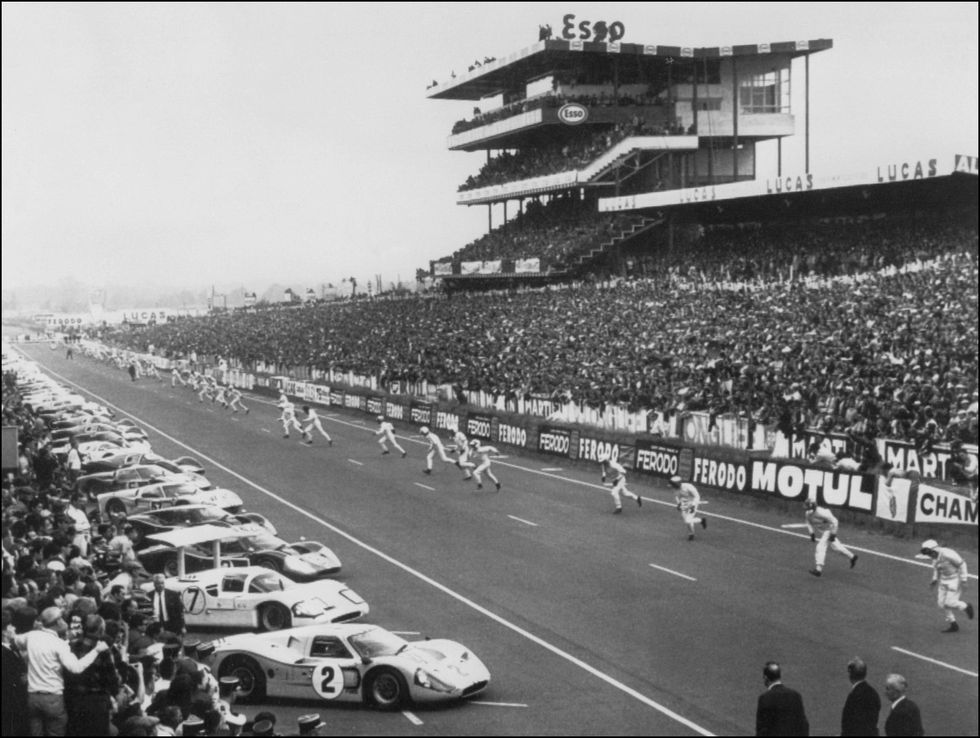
left=428, top=38, right=832, bottom=101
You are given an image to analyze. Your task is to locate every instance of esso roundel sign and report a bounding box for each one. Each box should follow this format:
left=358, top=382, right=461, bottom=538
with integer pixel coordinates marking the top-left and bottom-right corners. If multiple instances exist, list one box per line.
left=558, top=103, right=589, bottom=125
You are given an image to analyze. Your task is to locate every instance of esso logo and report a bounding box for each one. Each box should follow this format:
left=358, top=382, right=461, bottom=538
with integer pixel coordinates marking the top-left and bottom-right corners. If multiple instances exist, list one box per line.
left=558, top=103, right=589, bottom=125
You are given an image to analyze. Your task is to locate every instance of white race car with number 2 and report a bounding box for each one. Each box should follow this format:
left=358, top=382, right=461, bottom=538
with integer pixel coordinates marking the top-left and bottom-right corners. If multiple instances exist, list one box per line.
left=206, top=623, right=490, bottom=710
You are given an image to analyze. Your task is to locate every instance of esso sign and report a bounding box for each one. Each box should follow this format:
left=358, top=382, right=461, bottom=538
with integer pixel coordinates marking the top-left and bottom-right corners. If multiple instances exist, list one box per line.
left=561, top=14, right=625, bottom=43
left=558, top=103, right=589, bottom=125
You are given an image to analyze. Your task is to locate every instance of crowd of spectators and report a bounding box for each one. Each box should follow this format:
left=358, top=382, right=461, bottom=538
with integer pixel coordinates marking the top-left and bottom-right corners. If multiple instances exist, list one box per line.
left=103, top=212, right=978, bottom=447
left=436, top=196, right=644, bottom=265
left=1, top=370, right=308, bottom=735
left=458, top=116, right=684, bottom=192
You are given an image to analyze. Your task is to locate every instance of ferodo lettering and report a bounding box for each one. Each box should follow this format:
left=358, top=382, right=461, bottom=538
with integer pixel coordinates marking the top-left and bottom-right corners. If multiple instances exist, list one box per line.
left=539, top=432, right=569, bottom=454
left=636, top=448, right=678, bottom=475
left=497, top=424, right=527, bottom=448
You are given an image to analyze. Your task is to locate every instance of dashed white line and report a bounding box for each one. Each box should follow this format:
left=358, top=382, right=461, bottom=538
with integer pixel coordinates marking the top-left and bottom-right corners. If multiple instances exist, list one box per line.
left=507, top=515, right=539, bottom=527
left=781, top=523, right=809, bottom=529
left=260, top=428, right=271, bottom=434
left=414, top=482, right=436, bottom=491
left=402, top=711, right=423, bottom=726
left=471, top=700, right=529, bottom=708
left=891, top=647, right=978, bottom=678
left=348, top=459, right=364, bottom=466
left=541, top=467, right=563, bottom=472
left=649, top=564, right=697, bottom=582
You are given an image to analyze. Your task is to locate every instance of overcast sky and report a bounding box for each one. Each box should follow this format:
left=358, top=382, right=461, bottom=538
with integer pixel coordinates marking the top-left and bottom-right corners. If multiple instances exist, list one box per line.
left=2, top=2, right=977, bottom=296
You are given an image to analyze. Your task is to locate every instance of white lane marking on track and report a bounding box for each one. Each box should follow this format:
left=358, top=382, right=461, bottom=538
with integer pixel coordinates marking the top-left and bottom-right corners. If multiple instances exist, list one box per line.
left=781, top=523, right=809, bottom=529
left=389, top=631, right=420, bottom=635
left=402, top=711, right=423, bottom=726
left=471, top=701, right=529, bottom=708
left=891, top=647, right=978, bottom=678
left=37, top=369, right=714, bottom=737
left=649, top=564, right=697, bottom=582
left=507, top=515, right=539, bottom=527
left=230, top=418, right=239, bottom=422
left=260, top=428, right=271, bottom=433
left=348, top=459, right=364, bottom=466
left=541, top=467, right=563, bottom=472
left=414, top=483, right=435, bottom=491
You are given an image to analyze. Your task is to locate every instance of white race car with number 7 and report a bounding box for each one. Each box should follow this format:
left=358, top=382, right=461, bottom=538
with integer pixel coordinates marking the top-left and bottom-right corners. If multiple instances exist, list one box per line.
left=142, top=566, right=368, bottom=631
left=205, top=623, right=490, bottom=710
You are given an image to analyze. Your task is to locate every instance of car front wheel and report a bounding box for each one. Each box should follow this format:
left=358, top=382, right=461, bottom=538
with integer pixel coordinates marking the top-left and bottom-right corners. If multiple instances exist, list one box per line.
left=366, top=667, right=408, bottom=710
left=219, top=655, right=266, bottom=702
left=259, top=603, right=291, bottom=631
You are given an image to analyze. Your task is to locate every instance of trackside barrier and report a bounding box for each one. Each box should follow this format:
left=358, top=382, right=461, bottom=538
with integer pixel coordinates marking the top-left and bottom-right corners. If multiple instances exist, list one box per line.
left=260, top=376, right=976, bottom=542
left=776, top=428, right=977, bottom=484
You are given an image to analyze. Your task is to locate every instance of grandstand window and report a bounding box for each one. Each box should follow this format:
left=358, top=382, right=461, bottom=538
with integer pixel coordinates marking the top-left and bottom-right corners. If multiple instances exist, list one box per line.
left=694, top=98, right=723, bottom=111
left=738, top=69, right=790, bottom=113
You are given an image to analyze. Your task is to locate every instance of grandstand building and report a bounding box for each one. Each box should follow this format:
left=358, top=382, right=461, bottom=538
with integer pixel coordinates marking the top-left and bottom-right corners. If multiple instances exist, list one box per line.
left=428, top=33, right=836, bottom=289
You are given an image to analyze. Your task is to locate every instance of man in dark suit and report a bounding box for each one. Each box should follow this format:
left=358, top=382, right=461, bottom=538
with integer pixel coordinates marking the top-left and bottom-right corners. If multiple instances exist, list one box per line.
left=841, top=657, right=881, bottom=736
left=149, top=573, right=186, bottom=636
left=884, top=674, right=924, bottom=736
left=756, top=661, right=809, bottom=736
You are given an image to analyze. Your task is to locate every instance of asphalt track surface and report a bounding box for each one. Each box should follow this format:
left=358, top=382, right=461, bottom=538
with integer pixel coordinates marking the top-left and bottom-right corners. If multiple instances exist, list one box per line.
left=16, top=344, right=979, bottom=736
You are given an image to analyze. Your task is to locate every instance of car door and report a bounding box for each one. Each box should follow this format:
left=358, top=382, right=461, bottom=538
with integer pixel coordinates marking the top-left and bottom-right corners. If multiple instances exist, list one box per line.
left=212, top=573, right=251, bottom=627
left=306, top=635, right=361, bottom=701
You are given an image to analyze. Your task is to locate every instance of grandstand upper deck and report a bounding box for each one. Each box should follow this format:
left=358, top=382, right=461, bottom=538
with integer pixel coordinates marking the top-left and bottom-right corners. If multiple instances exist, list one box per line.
left=431, top=34, right=832, bottom=208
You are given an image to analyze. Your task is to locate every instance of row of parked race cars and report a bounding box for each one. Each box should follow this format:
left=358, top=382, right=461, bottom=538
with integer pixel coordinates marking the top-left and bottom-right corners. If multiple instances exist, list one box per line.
left=8, top=349, right=491, bottom=710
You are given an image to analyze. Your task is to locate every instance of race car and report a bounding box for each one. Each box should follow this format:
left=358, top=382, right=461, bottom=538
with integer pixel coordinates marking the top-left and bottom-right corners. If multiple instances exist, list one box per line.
left=127, top=503, right=277, bottom=538
left=79, top=464, right=212, bottom=498
left=139, top=524, right=341, bottom=580
left=97, top=481, right=244, bottom=517
left=206, top=624, right=490, bottom=709
left=140, top=566, right=368, bottom=631
left=83, top=451, right=205, bottom=477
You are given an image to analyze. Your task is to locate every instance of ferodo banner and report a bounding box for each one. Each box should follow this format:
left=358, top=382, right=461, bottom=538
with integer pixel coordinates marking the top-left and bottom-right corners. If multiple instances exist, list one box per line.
left=914, top=483, right=978, bottom=526
left=496, top=421, right=527, bottom=448
left=576, top=435, right=631, bottom=465
left=633, top=440, right=681, bottom=479
left=433, top=409, right=461, bottom=432
left=878, top=439, right=978, bottom=482
left=365, top=397, right=383, bottom=415
left=691, top=455, right=875, bottom=511
left=466, top=414, right=493, bottom=440
left=384, top=401, right=406, bottom=421
left=329, top=391, right=344, bottom=407
left=537, top=426, right=571, bottom=457
left=410, top=402, right=433, bottom=426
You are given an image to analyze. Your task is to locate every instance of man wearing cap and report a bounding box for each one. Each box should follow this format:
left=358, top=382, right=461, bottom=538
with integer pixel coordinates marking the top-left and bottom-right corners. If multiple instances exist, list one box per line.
left=297, top=713, right=326, bottom=736
left=150, top=573, right=186, bottom=636
left=920, top=539, right=974, bottom=632
left=224, top=711, right=247, bottom=736
left=670, top=476, right=707, bottom=540
left=65, top=614, right=120, bottom=737
left=804, top=499, right=858, bottom=577
left=13, top=606, right=110, bottom=736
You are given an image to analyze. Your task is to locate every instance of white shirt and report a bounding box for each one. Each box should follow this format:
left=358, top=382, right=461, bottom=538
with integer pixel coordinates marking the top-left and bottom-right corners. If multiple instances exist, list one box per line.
left=67, top=448, right=82, bottom=471
left=377, top=421, right=395, bottom=436
left=932, top=547, right=968, bottom=582
left=66, top=505, right=90, bottom=534
left=14, top=628, right=102, bottom=694
left=805, top=506, right=839, bottom=535
left=675, top=482, right=700, bottom=508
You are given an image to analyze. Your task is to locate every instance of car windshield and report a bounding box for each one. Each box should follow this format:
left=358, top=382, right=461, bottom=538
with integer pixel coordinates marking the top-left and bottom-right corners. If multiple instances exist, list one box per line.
left=159, top=483, right=200, bottom=497
left=248, top=572, right=291, bottom=593
left=238, top=533, right=286, bottom=551
left=348, top=629, right=408, bottom=659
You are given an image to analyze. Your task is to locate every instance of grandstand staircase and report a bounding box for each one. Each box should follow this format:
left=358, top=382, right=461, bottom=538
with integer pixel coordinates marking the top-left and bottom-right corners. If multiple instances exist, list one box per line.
left=554, top=215, right=664, bottom=272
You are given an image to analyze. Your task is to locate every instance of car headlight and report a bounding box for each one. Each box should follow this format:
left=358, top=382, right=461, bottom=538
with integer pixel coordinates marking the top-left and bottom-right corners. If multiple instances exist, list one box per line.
left=291, top=600, right=326, bottom=618
left=414, top=669, right=455, bottom=693
left=284, top=556, right=316, bottom=574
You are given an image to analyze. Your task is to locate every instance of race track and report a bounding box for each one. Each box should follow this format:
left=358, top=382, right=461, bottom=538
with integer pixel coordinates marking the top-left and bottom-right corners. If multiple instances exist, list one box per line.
left=16, top=343, right=979, bottom=736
